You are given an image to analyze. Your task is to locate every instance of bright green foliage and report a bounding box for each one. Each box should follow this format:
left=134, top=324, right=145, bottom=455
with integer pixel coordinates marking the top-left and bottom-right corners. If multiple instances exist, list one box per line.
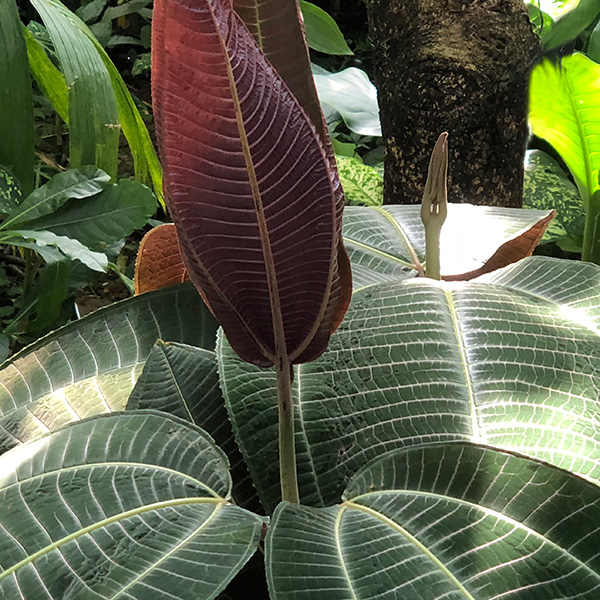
left=530, top=54, right=600, bottom=203
left=268, top=443, right=600, bottom=599
left=0, top=412, right=263, bottom=599
left=0, top=168, right=156, bottom=339
left=299, top=1, right=352, bottom=55
left=335, top=155, right=383, bottom=206
left=0, top=0, right=35, bottom=195
left=529, top=53, right=600, bottom=261
left=523, top=149, right=585, bottom=249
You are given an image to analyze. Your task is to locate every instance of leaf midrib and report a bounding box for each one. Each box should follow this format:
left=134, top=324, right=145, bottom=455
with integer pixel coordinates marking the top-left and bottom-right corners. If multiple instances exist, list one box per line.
left=0, top=497, right=226, bottom=585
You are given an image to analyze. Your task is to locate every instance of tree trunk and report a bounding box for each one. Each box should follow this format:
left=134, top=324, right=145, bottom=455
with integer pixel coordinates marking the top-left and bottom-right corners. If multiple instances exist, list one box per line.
left=366, top=0, right=539, bottom=206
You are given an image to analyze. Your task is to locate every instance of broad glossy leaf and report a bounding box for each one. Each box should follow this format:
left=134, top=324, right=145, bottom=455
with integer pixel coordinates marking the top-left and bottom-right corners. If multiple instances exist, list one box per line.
left=0, top=412, right=263, bottom=599
left=523, top=149, right=585, bottom=245
left=0, top=0, right=34, bottom=195
left=529, top=53, right=600, bottom=203
left=299, top=1, right=352, bottom=55
left=20, top=179, right=156, bottom=250
left=30, top=0, right=120, bottom=178
left=335, top=155, right=383, bottom=207
left=267, top=443, right=600, bottom=599
left=344, top=204, right=555, bottom=286
left=153, top=0, right=350, bottom=366
left=220, top=256, right=600, bottom=511
left=232, top=0, right=327, bottom=144
left=0, top=283, right=218, bottom=453
left=128, top=341, right=260, bottom=511
left=590, top=20, right=600, bottom=63
left=134, top=223, right=188, bottom=294
left=312, top=67, right=382, bottom=137
left=0, top=166, right=110, bottom=230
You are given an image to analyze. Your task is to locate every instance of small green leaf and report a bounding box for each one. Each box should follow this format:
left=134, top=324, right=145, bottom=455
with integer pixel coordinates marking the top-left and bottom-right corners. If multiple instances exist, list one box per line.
left=336, top=155, right=383, bottom=206
left=523, top=149, right=585, bottom=243
left=0, top=167, right=110, bottom=230
left=22, top=178, right=156, bottom=250
left=26, top=258, right=70, bottom=332
left=24, top=26, right=69, bottom=123
left=299, top=1, right=352, bottom=55
left=589, top=20, right=600, bottom=63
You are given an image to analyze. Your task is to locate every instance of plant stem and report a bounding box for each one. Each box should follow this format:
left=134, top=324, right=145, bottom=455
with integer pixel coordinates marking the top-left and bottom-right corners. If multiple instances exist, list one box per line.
left=277, top=356, right=299, bottom=503
left=582, top=190, right=600, bottom=264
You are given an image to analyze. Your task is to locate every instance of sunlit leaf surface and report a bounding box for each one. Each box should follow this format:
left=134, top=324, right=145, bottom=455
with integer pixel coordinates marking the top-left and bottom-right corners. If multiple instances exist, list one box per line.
left=0, top=284, right=217, bottom=453
left=220, top=256, right=600, bottom=511
left=268, top=443, right=600, bottom=599
left=0, top=412, right=262, bottom=599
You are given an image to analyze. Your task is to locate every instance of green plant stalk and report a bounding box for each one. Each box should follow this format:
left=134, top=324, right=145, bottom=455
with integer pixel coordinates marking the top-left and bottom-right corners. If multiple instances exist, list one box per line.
left=421, top=133, right=448, bottom=281
left=277, top=356, right=299, bottom=503
left=582, top=190, right=600, bottom=264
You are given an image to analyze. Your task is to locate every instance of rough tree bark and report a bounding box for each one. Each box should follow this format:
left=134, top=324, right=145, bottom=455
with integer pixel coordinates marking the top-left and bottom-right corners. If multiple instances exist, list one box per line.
left=366, top=0, right=539, bottom=206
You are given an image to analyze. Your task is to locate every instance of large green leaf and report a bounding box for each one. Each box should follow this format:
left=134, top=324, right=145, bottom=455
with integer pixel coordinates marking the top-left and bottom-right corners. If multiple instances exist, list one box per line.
left=267, top=442, right=600, bottom=599
left=343, top=204, right=555, bottom=287
left=0, top=411, right=263, bottom=599
left=220, top=256, right=600, bottom=511
left=529, top=53, right=600, bottom=204
left=20, top=178, right=157, bottom=250
left=127, top=341, right=260, bottom=512
left=312, top=66, right=382, bottom=137
left=30, top=0, right=120, bottom=178
left=0, top=0, right=34, bottom=195
left=0, top=166, right=110, bottom=231
left=0, top=283, right=218, bottom=453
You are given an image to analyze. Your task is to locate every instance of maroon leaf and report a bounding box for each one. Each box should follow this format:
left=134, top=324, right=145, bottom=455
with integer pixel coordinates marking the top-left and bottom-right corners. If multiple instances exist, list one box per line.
left=152, top=0, right=351, bottom=367
left=232, top=0, right=328, bottom=145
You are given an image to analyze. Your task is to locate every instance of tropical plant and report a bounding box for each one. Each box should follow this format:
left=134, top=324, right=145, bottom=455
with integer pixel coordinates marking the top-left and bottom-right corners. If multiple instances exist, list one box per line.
left=1, top=0, right=162, bottom=201
left=3, top=0, right=600, bottom=598
left=0, top=164, right=155, bottom=358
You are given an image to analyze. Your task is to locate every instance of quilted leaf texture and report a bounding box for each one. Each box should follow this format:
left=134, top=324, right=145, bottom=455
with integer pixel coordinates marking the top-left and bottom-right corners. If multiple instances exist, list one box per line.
left=152, top=0, right=350, bottom=367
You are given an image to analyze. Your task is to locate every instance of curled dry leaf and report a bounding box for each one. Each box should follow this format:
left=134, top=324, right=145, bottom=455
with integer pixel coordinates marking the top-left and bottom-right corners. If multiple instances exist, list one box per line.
left=134, top=224, right=189, bottom=295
